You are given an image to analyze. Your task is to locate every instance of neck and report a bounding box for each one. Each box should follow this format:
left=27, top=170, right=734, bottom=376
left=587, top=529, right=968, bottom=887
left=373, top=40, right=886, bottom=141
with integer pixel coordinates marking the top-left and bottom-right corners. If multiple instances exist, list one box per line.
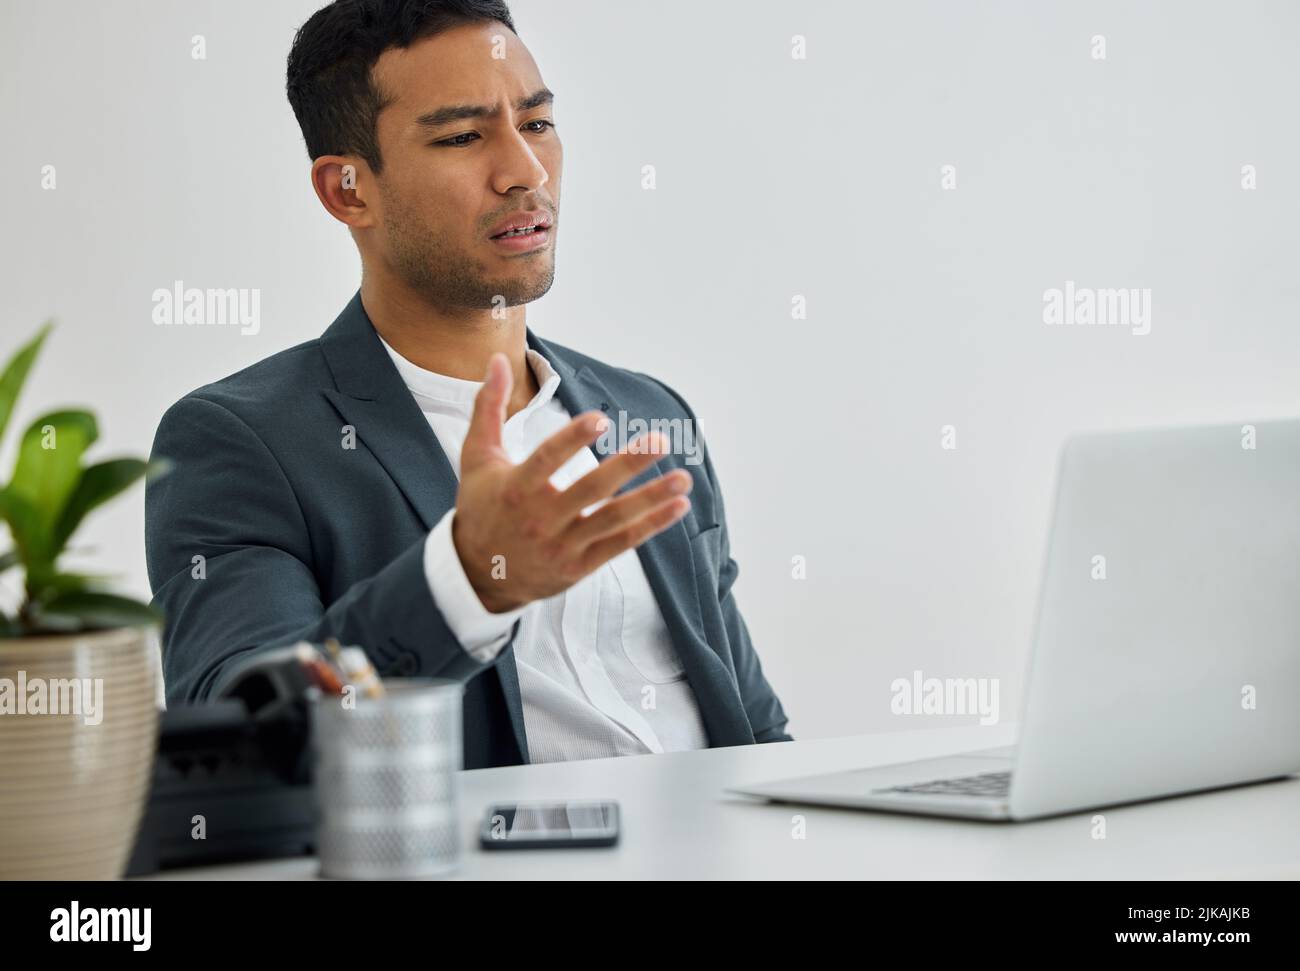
left=359, top=272, right=540, bottom=417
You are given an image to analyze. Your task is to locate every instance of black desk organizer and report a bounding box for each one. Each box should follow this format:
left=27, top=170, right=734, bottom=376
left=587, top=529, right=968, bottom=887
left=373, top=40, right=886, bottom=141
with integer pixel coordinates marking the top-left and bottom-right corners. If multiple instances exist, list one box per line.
left=125, top=649, right=322, bottom=876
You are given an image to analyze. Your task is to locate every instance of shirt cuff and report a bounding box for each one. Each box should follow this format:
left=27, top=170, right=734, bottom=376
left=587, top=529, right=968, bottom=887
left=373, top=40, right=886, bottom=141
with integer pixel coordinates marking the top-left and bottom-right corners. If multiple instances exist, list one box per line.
left=424, top=507, right=525, bottom=664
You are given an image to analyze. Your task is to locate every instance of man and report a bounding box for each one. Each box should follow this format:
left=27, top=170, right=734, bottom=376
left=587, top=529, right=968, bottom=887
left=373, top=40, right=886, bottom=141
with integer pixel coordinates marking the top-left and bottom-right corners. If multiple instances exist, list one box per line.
left=145, top=0, right=791, bottom=768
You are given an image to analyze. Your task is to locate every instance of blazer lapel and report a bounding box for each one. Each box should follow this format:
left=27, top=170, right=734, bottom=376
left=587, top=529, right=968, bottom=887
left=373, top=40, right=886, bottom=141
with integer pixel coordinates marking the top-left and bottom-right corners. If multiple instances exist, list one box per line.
left=319, top=293, right=457, bottom=531
left=319, top=293, right=531, bottom=762
left=528, top=330, right=757, bottom=748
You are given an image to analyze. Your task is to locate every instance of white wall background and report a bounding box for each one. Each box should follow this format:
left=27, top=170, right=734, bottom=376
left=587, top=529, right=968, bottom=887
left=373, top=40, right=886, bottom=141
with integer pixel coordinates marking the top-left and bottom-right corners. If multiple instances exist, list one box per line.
left=2, top=0, right=1296, bottom=740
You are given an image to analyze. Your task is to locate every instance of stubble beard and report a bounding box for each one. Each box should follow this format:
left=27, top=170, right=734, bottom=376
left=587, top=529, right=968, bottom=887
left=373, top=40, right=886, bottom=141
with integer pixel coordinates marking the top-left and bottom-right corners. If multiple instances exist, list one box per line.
left=383, top=189, right=556, bottom=314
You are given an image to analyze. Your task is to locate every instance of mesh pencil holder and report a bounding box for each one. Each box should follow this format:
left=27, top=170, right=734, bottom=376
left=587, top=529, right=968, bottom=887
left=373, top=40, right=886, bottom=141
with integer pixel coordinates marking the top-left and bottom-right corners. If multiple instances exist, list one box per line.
left=311, top=678, right=464, bottom=879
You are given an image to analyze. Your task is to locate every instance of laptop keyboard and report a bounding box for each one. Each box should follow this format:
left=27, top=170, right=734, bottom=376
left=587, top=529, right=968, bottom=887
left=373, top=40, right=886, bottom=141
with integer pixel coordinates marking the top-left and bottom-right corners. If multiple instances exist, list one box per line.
left=878, top=770, right=1012, bottom=798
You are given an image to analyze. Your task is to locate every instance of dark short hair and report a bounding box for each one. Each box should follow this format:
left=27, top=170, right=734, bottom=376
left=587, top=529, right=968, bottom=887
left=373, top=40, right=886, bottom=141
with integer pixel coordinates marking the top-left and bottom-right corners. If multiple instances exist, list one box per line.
left=286, top=0, right=517, bottom=173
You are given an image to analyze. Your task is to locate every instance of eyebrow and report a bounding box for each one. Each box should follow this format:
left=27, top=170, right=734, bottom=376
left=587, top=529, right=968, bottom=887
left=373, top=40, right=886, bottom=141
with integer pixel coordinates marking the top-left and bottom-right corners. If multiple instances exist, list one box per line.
left=414, top=87, right=554, bottom=131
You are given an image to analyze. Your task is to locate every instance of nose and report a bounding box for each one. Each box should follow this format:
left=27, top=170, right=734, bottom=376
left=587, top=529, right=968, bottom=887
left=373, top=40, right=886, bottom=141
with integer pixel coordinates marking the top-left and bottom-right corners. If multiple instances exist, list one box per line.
left=490, top=123, right=550, bottom=196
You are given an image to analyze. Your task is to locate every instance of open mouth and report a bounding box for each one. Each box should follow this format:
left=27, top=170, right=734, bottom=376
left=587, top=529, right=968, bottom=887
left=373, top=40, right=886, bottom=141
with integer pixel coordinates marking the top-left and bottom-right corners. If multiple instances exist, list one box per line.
left=491, top=225, right=545, bottom=239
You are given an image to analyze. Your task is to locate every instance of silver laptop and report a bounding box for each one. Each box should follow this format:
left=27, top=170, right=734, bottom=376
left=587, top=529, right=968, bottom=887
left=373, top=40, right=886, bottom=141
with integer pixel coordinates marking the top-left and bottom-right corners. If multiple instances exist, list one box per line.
left=730, top=420, right=1300, bottom=820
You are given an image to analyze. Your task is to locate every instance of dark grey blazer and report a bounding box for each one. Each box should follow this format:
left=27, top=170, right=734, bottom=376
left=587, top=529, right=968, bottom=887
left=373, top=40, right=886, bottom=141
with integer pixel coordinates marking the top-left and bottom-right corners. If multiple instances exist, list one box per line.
left=145, top=292, right=791, bottom=768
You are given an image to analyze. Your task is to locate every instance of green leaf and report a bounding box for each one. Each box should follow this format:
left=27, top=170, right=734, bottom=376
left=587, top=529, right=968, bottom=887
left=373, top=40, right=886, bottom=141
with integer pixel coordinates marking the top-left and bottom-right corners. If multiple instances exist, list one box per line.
left=27, top=590, right=160, bottom=633
left=7, top=409, right=98, bottom=559
left=0, top=549, right=17, bottom=573
left=51, top=457, right=169, bottom=554
left=25, top=570, right=114, bottom=605
left=0, top=322, right=52, bottom=448
left=0, top=487, right=50, bottom=571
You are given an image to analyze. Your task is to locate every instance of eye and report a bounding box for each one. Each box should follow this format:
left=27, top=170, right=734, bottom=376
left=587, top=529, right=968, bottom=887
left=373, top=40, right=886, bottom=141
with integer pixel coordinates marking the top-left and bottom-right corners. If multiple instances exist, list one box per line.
left=523, top=119, right=556, bottom=134
left=434, top=131, right=480, bottom=147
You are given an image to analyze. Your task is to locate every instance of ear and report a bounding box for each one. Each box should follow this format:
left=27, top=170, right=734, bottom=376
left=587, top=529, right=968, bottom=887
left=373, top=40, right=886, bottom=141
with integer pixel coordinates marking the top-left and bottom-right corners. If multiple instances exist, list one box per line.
left=310, top=155, right=376, bottom=228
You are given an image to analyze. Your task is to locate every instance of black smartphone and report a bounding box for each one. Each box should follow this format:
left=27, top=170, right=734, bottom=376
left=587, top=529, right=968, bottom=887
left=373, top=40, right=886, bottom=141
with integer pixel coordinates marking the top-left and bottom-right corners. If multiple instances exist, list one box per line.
left=479, top=800, right=620, bottom=849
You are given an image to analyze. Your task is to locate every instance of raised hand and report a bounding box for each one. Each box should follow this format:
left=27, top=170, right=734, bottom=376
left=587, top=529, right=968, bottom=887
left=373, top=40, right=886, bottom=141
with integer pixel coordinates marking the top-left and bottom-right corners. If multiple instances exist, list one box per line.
left=451, top=352, right=692, bottom=612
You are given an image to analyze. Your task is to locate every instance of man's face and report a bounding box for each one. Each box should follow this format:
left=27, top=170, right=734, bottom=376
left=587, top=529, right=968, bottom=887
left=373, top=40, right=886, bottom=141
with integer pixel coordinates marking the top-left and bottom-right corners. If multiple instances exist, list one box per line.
left=367, top=22, right=561, bottom=312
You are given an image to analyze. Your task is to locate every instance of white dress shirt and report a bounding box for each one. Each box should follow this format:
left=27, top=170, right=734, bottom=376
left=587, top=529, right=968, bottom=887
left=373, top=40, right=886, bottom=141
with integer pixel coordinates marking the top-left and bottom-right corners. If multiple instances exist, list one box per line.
left=378, top=335, right=710, bottom=764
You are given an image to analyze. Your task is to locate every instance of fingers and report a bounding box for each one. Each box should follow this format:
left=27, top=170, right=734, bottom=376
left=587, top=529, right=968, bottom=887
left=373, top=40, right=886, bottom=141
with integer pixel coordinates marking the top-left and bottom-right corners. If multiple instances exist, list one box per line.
left=575, top=494, right=691, bottom=575
left=554, top=431, right=673, bottom=516
left=567, top=469, right=692, bottom=548
left=513, top=411, right=609, bottom=493
left=462, top=353, right=512, bottom=466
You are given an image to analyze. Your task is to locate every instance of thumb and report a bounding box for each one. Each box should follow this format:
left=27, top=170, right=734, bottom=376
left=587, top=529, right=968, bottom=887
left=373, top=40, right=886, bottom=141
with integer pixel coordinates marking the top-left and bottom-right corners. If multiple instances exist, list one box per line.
left=462, top=352, right=512, bottom=467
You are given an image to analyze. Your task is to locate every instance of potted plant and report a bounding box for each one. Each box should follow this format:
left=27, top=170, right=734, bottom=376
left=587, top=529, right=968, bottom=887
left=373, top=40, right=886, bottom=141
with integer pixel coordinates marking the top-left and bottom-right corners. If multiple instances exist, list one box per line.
left=0, top=323, right=168, bottom=879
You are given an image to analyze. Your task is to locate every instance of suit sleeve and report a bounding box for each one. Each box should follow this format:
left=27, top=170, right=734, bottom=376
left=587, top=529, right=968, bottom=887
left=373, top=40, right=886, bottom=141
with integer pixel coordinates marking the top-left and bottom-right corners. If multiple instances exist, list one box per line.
left=145, top=394, right=504, bottom=703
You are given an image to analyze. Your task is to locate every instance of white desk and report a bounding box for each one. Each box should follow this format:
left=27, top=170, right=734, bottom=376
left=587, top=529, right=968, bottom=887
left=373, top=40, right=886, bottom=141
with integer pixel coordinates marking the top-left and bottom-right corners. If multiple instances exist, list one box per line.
left=147, top=724, right=1300, bottom=880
